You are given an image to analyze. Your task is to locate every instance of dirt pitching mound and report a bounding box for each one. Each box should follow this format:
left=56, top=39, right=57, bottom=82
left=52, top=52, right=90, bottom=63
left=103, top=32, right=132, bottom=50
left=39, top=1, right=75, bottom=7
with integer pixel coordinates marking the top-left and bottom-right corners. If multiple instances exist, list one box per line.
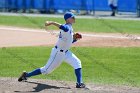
left=0, top=77, right=140, bottom=93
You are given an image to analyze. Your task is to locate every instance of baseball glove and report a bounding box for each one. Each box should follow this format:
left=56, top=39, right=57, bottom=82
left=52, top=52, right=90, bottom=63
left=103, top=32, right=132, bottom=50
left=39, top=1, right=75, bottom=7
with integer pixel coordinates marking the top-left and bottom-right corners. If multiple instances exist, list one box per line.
left=73, top=33, right=82, bottom=40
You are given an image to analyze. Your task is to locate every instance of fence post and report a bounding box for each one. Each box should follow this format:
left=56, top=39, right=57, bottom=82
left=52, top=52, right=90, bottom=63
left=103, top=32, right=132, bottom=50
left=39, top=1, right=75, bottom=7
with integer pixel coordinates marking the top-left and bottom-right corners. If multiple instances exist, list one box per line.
left=137, top=0, right=140, bottom=17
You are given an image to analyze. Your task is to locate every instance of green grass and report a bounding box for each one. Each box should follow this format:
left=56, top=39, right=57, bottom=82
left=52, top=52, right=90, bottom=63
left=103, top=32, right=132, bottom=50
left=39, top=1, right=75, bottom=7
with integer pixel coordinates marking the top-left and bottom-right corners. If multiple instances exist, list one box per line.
left=0, top=47, right=140, bottom=87
left=0, top=15, right=140, bottom=34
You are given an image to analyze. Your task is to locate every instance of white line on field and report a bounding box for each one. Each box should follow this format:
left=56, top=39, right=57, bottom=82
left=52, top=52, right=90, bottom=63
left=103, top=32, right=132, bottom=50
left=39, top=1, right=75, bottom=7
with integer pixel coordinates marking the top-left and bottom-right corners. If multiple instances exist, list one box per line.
left=0, top=27, right=140, bottom=40
left=82, top=33, right=127, bottom=39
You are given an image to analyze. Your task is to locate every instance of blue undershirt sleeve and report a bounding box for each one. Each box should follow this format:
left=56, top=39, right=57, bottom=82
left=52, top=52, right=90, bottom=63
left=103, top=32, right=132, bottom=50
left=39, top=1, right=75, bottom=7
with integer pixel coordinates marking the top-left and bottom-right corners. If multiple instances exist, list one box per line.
left=59, top=25, right=69, bottom=32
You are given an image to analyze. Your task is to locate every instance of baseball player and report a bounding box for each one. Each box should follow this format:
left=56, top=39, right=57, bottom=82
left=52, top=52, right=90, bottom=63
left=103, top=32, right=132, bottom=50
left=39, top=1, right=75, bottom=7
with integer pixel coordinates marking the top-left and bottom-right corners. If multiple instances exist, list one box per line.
left=108, top=0, right=118, bottom=16
left=18, top=12, right=85, bottom=88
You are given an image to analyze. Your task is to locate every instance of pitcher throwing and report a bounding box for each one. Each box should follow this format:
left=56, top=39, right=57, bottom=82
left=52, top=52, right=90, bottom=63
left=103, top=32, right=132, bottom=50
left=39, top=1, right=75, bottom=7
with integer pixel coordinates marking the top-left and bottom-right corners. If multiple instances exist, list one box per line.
left=18, top=12, right=85, bottom=88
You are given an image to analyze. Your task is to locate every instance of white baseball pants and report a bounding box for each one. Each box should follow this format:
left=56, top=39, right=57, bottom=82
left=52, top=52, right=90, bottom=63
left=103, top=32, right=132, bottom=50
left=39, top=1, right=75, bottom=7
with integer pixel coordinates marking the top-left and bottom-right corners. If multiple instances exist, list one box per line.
left=40, top=47, right=82, bottom=74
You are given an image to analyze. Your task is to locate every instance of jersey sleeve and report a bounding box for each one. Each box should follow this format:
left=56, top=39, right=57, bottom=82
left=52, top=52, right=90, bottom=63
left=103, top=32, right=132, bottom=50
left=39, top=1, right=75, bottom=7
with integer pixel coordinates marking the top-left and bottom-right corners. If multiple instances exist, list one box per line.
left=59, top=25, right=69, bottom=32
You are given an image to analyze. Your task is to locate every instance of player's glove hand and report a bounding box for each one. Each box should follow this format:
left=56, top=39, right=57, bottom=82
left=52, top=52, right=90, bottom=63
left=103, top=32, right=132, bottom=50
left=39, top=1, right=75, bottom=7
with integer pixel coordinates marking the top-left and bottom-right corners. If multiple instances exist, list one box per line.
left=73, top=33, right=82, bottom=40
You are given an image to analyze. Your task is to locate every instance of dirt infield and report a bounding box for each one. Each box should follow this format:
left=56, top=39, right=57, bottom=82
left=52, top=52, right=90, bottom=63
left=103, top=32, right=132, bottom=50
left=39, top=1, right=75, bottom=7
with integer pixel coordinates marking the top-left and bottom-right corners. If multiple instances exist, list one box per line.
left=0, top=77, right=140, bottom=93
left=0, top=26, right=140, bottom=48
left=0, top=26, right=140, bottom=93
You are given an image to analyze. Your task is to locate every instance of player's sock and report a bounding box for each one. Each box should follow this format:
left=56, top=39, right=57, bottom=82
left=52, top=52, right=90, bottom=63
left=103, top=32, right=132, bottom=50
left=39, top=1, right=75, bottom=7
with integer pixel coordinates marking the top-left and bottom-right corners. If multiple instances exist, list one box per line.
left=75, top=68, right=82, bottom=84
left=26, top=68, right=41, bottom=77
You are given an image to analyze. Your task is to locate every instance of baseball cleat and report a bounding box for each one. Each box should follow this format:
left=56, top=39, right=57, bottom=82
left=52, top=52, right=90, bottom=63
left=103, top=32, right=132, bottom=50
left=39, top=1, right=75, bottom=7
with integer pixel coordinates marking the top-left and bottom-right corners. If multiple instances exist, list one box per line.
left=18, top=71, right=27, bottom=82
left=76, top=83, right=86, bottom=88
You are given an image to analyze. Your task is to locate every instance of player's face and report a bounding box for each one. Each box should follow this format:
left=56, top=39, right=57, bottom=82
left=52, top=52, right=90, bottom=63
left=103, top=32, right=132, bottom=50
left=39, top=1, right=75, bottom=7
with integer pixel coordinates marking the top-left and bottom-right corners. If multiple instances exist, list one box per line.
left=72, top=17, right=75, bottom=23
left=67, top=17, right=75, bottom=24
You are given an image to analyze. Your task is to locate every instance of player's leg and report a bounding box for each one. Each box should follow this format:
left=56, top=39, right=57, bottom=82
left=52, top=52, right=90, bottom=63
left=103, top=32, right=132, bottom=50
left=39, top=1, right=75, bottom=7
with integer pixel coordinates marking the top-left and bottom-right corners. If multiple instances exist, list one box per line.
left=109, top=0, right=118, bottom=16
left=18, top=48, right=57, bottom=82
left=18, top=48, right=65, bottom=81
left=18, top=68, right=41, bottom=82
left=109, top=4, right=115, bottom=16
left=64, top=50, right=85, bottom=88
left=40, top=48, right=65, bottom=74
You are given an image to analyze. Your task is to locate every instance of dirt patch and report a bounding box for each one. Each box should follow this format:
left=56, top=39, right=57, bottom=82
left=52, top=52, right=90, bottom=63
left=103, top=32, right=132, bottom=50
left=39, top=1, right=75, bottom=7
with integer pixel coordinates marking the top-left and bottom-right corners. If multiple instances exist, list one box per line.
left=0, top=26, right=140, bottom=48
left=0, top=77, right=140, bottom=93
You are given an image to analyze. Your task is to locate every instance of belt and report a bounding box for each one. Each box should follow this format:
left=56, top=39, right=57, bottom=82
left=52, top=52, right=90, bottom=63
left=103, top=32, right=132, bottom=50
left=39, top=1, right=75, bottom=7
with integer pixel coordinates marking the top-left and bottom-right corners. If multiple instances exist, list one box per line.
left=55, top=46, right=68, bottom=53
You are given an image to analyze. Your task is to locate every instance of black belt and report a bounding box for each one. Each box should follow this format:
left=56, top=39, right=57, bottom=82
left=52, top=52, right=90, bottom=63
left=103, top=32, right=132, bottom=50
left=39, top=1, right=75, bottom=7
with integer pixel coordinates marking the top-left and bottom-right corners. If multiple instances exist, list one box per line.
left=55, top=46, right=68, bottom=53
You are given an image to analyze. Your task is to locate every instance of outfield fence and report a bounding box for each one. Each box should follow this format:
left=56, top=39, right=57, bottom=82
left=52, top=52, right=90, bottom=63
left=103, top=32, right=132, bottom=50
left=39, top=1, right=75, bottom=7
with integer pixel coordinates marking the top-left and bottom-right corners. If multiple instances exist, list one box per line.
left=0, top=0, right=140, bottom=16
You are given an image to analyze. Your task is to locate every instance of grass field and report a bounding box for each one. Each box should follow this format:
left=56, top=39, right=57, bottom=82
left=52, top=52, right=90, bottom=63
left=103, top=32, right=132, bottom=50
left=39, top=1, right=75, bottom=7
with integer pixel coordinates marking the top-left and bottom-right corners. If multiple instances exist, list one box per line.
left=0, top=15, right=140, bottom=34
left=0, top=15, right=140, bottom=88
left=0, top=47, right=140, bottom=87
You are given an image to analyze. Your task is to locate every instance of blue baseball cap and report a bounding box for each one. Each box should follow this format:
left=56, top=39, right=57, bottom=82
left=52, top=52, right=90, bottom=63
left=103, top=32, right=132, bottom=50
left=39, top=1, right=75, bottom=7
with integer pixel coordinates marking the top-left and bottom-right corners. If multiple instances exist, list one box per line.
left=64, top=12, right=75, bottom=20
